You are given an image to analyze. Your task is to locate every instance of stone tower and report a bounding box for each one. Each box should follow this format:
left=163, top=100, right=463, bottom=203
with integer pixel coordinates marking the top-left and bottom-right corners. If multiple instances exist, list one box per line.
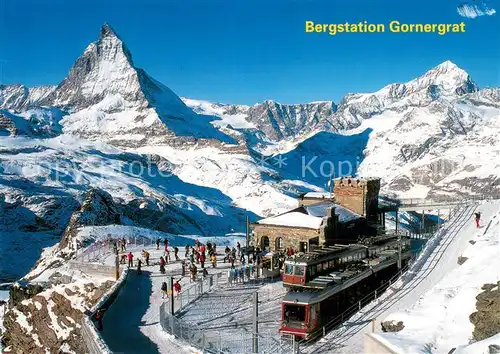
left=333, top=176, right=380, bottom=222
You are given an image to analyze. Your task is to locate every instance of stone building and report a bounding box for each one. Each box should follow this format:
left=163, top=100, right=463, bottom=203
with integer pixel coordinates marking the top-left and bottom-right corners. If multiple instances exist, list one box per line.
left=251, top=176, right=382, bottom=253
left=251, top=202, right=367, bottom=253
left=333, top=176, right=380, bottom=223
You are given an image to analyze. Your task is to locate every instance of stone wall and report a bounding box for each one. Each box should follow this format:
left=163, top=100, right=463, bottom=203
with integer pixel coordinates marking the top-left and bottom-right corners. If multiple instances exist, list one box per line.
left=363, top=333, right=399, bottom=354
left=334, top=177, right=380, bottom=221
left=251, top=224, right=323, bottom=252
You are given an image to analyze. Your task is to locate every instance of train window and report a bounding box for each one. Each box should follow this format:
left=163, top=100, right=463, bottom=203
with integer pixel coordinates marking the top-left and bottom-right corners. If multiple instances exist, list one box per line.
left=328, top=260, right=335, bottom=268
left=308, top=266, right=316, bottom=278
left=323, top=261, right=328, bottom=270
left=294, top=266, right=305, bottom=276
left=284, top=304, right=306, bottom=323
left=317, top=263, right=322, bottom=273
left=285, top=264, right=293, bottom=275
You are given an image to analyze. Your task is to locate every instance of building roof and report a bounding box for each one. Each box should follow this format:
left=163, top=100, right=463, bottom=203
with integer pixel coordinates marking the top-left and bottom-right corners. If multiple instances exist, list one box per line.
left=301, top=192, right=334, bottom=199
left=257, top=212, right=323, bottom=229
left=256, top=202, right=362, bottom=229
left=304, top=202, right=361, bottom=223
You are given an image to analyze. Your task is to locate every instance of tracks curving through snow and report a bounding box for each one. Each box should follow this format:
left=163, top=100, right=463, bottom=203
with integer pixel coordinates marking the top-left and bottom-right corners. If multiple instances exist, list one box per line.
left=301, top=203, right=478, bottom=354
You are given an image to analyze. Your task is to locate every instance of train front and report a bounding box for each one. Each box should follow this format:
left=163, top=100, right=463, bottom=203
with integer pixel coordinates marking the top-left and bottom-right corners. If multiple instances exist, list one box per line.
left=280, top=291, right=319, bottom=338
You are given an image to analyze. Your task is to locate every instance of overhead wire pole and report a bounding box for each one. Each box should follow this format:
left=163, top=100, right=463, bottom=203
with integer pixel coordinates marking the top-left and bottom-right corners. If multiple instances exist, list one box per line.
left=252, top=292, right=259, bottom=354
left=246, top=215, right=249, bottom=248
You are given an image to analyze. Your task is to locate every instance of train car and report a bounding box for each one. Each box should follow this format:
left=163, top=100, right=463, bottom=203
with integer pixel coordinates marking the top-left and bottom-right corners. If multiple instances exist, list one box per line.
left=282, top=236, right=410, bottom=288
left=280, top=236, right=412, bottom=338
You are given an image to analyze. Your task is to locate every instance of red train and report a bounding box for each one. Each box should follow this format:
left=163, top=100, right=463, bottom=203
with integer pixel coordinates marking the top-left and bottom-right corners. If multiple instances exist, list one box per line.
left=280, top=236, right=411, bottom=338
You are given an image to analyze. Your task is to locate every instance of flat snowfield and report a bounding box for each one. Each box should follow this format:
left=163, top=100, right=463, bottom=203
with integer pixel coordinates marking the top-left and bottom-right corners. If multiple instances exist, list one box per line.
left=298, top=201, right=499, bottom=354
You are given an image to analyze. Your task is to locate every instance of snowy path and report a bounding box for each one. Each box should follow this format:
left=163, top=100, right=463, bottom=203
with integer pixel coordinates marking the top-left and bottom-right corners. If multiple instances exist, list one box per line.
left=302, top=202, right=485, bottom=354
left=97, top=244, right=245, bottom=354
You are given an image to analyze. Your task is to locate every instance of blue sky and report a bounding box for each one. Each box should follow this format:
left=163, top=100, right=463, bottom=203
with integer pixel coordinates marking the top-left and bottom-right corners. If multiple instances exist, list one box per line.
left=0, top=0, right=498, bottom=104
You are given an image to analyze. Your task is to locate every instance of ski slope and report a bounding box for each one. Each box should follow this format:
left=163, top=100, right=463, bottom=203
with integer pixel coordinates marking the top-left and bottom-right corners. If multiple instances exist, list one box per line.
left=301, top=201, right=499, bottom=353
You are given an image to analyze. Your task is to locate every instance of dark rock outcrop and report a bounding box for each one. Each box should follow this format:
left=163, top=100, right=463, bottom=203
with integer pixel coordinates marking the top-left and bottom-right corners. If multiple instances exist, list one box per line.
left=470, top=282, right=500, bottom=341
left=381, top=320, right=405, bottom=332
left=59, top=188, right=121, bottom=250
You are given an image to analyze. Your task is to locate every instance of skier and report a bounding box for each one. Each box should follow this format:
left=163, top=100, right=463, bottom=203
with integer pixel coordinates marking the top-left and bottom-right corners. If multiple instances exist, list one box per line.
left=210, top=253, right=217, bottom=268
left=127, top=252, right=134, bottom=268
left=474, top=212, right=481, bottom=228
left=121, top=237, right=127, bottom=252
left=174, top=246, right=180, bottom=261
left=224, top=246, right=230, bottom=263
left=236, top=242, right=241, bottom=258
left=156, top=238, right=161, bottom=250
left=184, top=244, right=190, bottom=259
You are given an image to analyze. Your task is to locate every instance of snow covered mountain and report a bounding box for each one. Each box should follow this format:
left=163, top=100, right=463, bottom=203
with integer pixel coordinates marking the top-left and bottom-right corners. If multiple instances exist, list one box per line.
left=1, top=23, right=499, bottom=283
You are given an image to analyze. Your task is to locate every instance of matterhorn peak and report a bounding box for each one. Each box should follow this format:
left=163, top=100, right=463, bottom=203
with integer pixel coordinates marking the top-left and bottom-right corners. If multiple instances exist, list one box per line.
left=100, top=23, right=120, bottom=39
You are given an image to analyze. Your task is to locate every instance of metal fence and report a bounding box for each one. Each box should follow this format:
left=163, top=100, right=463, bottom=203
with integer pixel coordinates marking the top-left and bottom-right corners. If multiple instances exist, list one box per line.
left=167, top=272, right=224, bottom=314
left=74, top=236, right=155, bottom=263
left=160, top=303, right=292, bottom=354
left=75, top=239, right=111, bottom=263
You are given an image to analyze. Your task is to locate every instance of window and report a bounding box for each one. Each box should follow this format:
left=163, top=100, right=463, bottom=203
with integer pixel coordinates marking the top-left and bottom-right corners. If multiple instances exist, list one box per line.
left=284, top=304, right=306, bottom=324
left=285, top=264, right=293, bottom=275
left=261, top=236, right=270, bottom=250
left=275, top=237, right=284, bottom=250
left=328, top=260, right=335, bottom=268
left=294, top=266, right=305, bottom=276
left=308, top=266, right=316, bottom=278
left=317, top=263, right=322, bottom=272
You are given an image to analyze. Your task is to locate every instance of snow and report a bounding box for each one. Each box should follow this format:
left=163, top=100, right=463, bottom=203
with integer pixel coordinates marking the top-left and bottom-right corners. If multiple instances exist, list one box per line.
left=378, top=203, right=500, bottom=353
left=454, top=333, right=500, bottom=354
left=297, top=201, right=499, bottom=354
left=302, top=192, right=334, bottom=199
left=305, top=202, right=361, bottom=223
left=257, top=211, right=323, bottom=229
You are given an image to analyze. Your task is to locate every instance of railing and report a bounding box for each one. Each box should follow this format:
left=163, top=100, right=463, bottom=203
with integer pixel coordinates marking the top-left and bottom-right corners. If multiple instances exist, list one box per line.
left=75, top=239, right=112, bottom=263
left=165, top=272, right=224, bottom=314
left=74, top=236, right=155, bottom=263
left=160, top=304, right=290, bottom=354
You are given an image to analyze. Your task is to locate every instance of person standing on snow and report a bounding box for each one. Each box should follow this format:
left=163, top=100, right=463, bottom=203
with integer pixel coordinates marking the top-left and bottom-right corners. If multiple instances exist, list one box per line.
left=474, top=212, right=481, bottom=228
left=137, top=259, right=142, bottom=275
left=156, top=238, right=161, bottom=250
left=200, top=252, right=206, bottom=269
left=174, top=246, right=180, bottom=261
left=127, top=252, right=134, bottom=268
left=142, top=250, right=150, bottom=266
left=173, top=280, right=182, bottom=296
left=95, top=309, right=105, bottom=331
